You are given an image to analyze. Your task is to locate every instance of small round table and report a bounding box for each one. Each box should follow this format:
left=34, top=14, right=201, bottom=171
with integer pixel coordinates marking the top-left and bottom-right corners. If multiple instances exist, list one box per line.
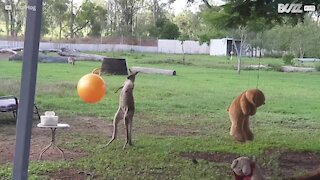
left=37, top=123, right=70, bottom=160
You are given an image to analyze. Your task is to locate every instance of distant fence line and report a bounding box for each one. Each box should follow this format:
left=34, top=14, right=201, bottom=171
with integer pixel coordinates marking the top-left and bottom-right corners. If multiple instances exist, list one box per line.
left=0, top=39, right=210, bottom=54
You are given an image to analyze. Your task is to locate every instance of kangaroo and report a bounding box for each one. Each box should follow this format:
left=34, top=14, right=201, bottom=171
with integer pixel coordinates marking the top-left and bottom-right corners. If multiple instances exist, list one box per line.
left=67, top=57, right=75, bottom=65
left=106, top=69, right=138, bottom=149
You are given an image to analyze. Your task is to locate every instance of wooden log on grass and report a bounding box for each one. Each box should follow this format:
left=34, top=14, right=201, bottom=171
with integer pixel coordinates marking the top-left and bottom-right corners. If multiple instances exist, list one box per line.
left=130, top=66, right=176, bottom=76
left=9, top=54, right=68, bottom=63
left=58, top=51, right=106, bottom=61
left=281, top=66, right=315, bottom=72
left=233, top=64, right=269, bottom=70
left=0, top=48, right=18, bottom=55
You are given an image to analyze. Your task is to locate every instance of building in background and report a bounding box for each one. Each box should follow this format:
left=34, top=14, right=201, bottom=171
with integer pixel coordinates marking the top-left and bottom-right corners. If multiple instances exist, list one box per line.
left=209, top=38, right=242, bottom=56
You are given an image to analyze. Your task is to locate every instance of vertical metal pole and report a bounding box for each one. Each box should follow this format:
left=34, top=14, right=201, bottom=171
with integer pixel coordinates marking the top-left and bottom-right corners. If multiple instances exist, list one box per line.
left=12, top=0, right=43, bottom=179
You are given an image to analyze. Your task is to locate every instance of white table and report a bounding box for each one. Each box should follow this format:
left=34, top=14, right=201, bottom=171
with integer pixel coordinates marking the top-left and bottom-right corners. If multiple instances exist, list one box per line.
left=37, top=123, right=70, bottom=160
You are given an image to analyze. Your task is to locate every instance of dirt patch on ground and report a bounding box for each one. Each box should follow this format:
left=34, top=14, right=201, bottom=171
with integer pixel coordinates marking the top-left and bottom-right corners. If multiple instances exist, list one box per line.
left=0, top=116, right=110, bottom=165
left=138, top=125, right=200, bottom=137
left=0, top=124, right=88, bottom=164
left=279, top=151, right=320, bottom=178
left=42, top=168, right=95, bottom=180
left=0, top=115, right=203, bottom=165
left=179, top=151, right=239, bottom=164
left=179, top=150, right=320, bottom=179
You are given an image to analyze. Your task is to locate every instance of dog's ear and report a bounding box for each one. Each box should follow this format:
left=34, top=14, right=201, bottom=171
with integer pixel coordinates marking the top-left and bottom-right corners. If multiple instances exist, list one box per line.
left=246, top=89, right=265, bottom=107
left=240, top=92, right=253, bottom=116
left=254, top=90, right=265, bottom=107
left=231, top=159, right=238, bottom=169
left=245, top=90, right=256, bottom=105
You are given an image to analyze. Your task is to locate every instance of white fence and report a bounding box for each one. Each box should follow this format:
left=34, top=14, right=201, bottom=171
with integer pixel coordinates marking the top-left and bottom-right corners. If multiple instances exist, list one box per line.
left=0, top=40, right=158, bottom=53
left=0, top=39, right=210, bottom=54
left=158, top=39, right=209, bottom=54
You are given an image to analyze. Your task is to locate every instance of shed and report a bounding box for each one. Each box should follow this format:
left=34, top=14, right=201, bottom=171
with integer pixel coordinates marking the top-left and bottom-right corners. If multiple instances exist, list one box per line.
left=209, top=38, right=242, bottom=56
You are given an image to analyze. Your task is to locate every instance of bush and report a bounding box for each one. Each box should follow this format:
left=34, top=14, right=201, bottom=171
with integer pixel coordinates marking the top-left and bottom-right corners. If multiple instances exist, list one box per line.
left=264, top=51, right=283, bottom=58
left=315, top=63, right=320, bottom=71
left=282, top=53, right=295, bottom=65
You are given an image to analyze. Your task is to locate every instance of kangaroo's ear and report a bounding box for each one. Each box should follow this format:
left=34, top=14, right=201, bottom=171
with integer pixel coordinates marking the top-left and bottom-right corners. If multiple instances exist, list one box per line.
left=129, top=68, right=133, bottom=74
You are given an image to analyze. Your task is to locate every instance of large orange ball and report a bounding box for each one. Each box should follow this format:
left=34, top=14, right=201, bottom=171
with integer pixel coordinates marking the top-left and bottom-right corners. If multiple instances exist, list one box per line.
left=77, top=73, right=106, bottom=103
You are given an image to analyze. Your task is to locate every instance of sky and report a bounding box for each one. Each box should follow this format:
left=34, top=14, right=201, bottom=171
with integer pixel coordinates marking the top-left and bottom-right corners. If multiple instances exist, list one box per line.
left=171, top=0, right=224, bottom=14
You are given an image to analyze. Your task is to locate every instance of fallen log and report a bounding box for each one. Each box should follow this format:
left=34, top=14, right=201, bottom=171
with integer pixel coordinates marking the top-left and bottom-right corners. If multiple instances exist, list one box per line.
left=58, top=51, right=106, bottom=61
left=9, top=54, right=68, bottom=63
left=39, top=49, right=61, bottom=54
left=234, top=64, right=269, bottom=70
left=130, top=66, right=176, bottom=76
left=243, top=64, right=269, bottom=70
left=0, top=48, right=18, bottom=55
left=281, top=66, right=315, bottom=72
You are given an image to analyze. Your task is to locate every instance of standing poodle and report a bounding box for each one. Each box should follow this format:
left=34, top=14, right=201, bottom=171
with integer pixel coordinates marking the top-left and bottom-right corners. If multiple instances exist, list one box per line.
left=227, top=89, right=265, bottom=142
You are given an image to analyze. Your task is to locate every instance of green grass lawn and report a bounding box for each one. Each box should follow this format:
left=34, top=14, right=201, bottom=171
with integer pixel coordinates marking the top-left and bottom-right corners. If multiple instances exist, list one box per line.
left=0, top=53, right=320, bottom=179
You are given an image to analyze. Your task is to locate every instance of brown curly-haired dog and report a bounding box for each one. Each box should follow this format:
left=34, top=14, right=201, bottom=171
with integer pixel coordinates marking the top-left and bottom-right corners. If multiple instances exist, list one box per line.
left=227, top=89, right=265, bottom=142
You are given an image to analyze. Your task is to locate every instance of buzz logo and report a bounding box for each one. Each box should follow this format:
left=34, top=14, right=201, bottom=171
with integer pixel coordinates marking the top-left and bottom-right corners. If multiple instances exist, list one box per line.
left=278, top=4, right=317, bottom=13
left=278, top=3, right=303, bottom=13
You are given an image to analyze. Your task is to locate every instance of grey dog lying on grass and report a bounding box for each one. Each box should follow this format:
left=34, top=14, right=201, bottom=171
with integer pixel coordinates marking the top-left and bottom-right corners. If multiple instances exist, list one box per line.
left=106, top=69, right=138, bottom=149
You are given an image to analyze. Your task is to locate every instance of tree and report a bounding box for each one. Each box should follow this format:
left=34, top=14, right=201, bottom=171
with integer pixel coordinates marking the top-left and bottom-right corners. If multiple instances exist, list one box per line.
left=263, top=17, right=320, bottom=58
left=76, top=0, right=107, bottom=37
left=42, top=0, right=69, bottom=39
left=148, top=17, right=180, bottom=39
left=0, top=0, right=26, bottom=37
left=174, top=10, right=200, bottom=40
left=117, top=0, right=144, bottom=35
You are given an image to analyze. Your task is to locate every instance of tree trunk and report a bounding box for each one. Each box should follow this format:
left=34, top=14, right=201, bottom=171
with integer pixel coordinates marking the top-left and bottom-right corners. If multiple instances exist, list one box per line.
left=181, top=41, right=185, bottom=65
left=201, top=0, right=212, bottom=8
left=10, top=10, right=15, bottom=37
left=69, top=0, right=74, bottom=38
left=129, top=0, right=134, bottom=35
left=59, top=21, right=62, bottom=41
left=5, top=10, right=9, bottom=36
left=236, top=27, right=247, bottom=74
left=232, top=39, right=241, bottom=74
left=152, top=0, right=158, bottom=23
left=259, top=47, right=262, bottom=58
left=113, top=1, right=117, bottom=32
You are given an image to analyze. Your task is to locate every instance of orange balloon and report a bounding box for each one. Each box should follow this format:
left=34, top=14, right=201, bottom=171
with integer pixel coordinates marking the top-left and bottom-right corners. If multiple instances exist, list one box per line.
left=77, top=73, right=106, bottom=103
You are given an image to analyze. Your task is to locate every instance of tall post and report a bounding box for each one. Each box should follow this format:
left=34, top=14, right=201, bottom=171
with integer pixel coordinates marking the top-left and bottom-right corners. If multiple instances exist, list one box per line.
left=12, top=0, right=43, bottom=179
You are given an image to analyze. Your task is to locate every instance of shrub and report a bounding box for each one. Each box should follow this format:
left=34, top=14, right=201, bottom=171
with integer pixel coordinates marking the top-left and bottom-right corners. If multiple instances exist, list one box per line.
left=264, top=51, right=283, bottom=58
left=282, top=53, right=295, bottom=65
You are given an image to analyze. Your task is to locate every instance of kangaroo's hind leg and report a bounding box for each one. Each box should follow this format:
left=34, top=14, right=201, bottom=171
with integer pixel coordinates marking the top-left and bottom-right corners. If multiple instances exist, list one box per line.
left=123, top=108, right=134, bottom=149
left=106, top=107, right=123, bottom=146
